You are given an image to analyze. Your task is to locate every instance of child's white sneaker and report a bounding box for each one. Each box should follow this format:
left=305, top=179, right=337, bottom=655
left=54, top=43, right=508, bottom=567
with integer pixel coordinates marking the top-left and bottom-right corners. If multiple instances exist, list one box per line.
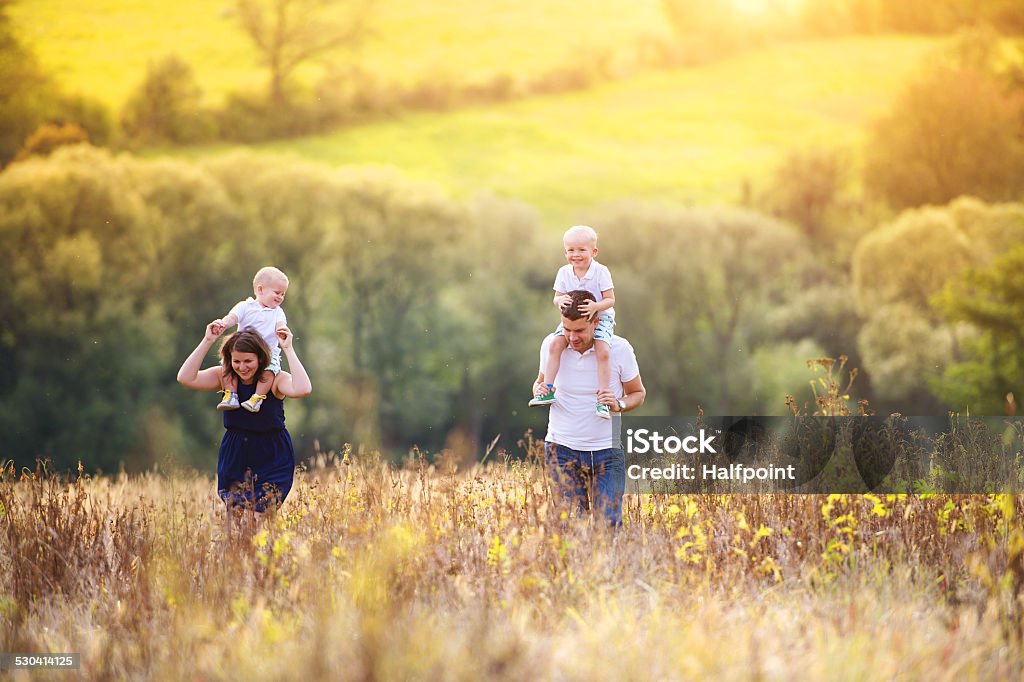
left=595, top=403, right=612, bottom=420
left=241, top=394, right=267, bottom=413
left=216, top=390, right=239, bottom=411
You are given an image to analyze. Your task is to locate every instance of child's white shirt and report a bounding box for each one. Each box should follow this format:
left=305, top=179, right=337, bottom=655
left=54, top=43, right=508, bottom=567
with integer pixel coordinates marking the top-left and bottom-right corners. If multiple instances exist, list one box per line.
left=553, top=260, right=615, bottom=320
left=229, top=297, right=287, bottom=352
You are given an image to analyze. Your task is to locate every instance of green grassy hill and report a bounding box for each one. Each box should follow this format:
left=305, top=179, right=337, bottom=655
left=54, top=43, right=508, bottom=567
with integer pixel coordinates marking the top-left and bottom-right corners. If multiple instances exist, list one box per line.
left=10, top=1, right=938, bottom=226
left=178, top=36, right=936, bottom=226
left=10, top=0, right=668, bottom=109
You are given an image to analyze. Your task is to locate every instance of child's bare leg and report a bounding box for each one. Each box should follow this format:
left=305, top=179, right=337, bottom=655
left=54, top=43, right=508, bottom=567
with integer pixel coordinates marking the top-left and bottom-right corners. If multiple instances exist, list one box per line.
left=220, top=372, right=238, bottom=393
left=240, top=370, right=274, bottom=412
left=255, top=370, right=274, bottom=397
left=595, top=340, right=612, bottom=418
left=596, top=340, right=611, bottom=391
left=530, top=335, right=567, bottom=405
left=216, top=370, right=239, bottom=410
left=544, top=335, right=568, bottom=387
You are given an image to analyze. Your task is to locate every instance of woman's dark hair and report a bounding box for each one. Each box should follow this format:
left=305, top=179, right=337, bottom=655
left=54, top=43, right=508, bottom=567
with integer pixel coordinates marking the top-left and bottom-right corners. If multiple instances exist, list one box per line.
left=219, top=329, right=271, bottom=383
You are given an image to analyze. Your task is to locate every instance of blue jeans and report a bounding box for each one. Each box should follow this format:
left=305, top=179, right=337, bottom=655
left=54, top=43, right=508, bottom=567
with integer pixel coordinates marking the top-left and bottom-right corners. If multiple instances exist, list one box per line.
left=545, top=443, right=625, bottom=525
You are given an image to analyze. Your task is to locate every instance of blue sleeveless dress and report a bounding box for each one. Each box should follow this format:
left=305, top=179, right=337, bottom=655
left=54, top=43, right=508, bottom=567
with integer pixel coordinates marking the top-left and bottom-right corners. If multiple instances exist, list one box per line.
left=218, top=379, right=295, bottom=512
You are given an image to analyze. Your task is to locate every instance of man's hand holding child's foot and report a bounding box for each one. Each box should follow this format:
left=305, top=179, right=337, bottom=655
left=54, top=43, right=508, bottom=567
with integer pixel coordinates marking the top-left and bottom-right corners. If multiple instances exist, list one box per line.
left=529, top=383, right=556, bottom=407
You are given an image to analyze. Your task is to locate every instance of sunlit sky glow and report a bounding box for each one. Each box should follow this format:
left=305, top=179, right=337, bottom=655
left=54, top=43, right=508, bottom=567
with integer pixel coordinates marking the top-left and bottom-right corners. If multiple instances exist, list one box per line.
left=732, top=0, right=804, bottom=17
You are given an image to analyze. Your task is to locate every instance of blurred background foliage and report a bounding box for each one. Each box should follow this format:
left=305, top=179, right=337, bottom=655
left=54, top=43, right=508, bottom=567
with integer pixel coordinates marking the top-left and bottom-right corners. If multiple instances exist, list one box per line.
left=2, top=0, right=1024, bottom=470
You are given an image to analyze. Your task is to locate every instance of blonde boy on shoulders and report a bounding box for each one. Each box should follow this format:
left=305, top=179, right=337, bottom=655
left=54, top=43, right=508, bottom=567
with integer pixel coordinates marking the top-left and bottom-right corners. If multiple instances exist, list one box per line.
left=210, top=266, right=290, bottom=413
left=529, top=225, right=616, bottom=419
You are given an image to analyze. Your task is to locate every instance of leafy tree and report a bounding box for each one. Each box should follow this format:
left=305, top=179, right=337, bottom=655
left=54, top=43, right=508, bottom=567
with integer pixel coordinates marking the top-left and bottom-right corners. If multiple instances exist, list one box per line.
left=852, top=204, right=973, bottom=316
left=329, top=170, right=469, bottom=451
left=0, top=145, right=496, bottom=468
left=801, top=0, right=1024, bottom=36
left=759, top=148, right=849, bottom=241
left=594, top=202, right=809, bottom=414
left=0, top=2, right=111, bottom=163
left=857, top=303, right=955, bottom=404
left=934, top=244, right=1024, bottom=413
left=751, top=338, right=829, bottom=412
left=863, top=34, right=1024, bottom=209
left=122, top=55, right=215, bottom=144
left=446, top=195, right=551, bottom=458
left=0, top=147, right=165, bottom=469
left=53, top=94, right=113, bottom=147
left=0, top=146, right=262, bottom=470
left=765, top=275, right=863, bottom=372
left=204, top=153, right=474, bottom=454
left=13, top=122, right=88, bottom=162
left=0, top=0, right=59, bottom=165
left=201, top=152, right=354, bottom=448
left=851, top=197, right=1024, bottom=407
left=235, top=0, right=370, bottom=107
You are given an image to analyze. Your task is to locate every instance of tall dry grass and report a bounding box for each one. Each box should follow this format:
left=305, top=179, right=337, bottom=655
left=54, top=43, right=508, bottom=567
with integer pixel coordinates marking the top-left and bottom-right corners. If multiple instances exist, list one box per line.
left=1, top=450, right=1022, bottom=680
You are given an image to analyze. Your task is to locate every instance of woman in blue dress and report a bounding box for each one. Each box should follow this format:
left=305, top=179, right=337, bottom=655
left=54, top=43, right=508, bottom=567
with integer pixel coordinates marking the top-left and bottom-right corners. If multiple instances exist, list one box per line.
left=177, top=323, right=312, bottom=513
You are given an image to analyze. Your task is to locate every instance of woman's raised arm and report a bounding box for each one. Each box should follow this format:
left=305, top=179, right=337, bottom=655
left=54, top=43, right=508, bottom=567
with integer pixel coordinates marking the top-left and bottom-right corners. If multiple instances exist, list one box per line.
left=273, top=326, right=312, bottom=399
left=177, top=322, right=225, bottom=391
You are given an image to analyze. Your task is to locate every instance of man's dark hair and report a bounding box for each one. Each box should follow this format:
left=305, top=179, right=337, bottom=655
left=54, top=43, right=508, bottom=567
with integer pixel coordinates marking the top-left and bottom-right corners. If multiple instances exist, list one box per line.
left=562, top=290, right=597, bottom=321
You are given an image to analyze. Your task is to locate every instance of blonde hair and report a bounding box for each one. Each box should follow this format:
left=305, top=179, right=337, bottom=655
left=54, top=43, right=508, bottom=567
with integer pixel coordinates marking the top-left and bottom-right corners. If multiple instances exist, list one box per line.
left=253, top=266, right=289, bottom=291
left=563, top=225, right=598, bottom=245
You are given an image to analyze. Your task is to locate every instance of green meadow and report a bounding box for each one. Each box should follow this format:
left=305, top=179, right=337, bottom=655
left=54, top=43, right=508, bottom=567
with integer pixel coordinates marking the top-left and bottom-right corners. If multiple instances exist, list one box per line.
left=179, top=36, right=937, bottom=226
left=9, top=0, right=942, bottom=225
left=9, top=0, right=668, bottom=109
left=11, top=1, right=939, bottom=223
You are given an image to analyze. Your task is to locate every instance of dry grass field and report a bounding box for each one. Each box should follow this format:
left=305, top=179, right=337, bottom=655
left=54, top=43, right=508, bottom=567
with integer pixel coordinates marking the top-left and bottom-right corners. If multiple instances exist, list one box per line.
left=2, top=448, right=1022, bottom=680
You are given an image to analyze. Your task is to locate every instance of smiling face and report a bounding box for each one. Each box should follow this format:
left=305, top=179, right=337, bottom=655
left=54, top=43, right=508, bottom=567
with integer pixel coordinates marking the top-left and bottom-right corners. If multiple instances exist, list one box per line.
left=231, top=350, right=261, bottom=384
left=563, top=234, right=598, bottom=273
left=219, top=330, right=271, bottom=386
left=255, top=277, right=288, bottom=309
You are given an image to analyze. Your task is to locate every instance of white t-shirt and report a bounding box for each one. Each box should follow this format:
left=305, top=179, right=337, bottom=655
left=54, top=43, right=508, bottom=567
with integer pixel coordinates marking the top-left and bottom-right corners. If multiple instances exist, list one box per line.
left=540, top=334, right=639, bottom=450
left=553, top=260, right=615, bottom=321
left=230, top=297, right=287, bottom=353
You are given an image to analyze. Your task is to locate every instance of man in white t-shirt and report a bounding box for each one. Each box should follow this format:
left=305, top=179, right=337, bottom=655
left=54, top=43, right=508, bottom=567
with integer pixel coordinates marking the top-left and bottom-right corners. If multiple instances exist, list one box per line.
left=532, top=290, right=646, bottom=525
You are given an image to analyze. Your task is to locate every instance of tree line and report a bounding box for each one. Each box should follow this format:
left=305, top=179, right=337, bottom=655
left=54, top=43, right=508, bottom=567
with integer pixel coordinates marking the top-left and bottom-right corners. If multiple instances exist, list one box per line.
left=2, top=145, right=1023, bottom=471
